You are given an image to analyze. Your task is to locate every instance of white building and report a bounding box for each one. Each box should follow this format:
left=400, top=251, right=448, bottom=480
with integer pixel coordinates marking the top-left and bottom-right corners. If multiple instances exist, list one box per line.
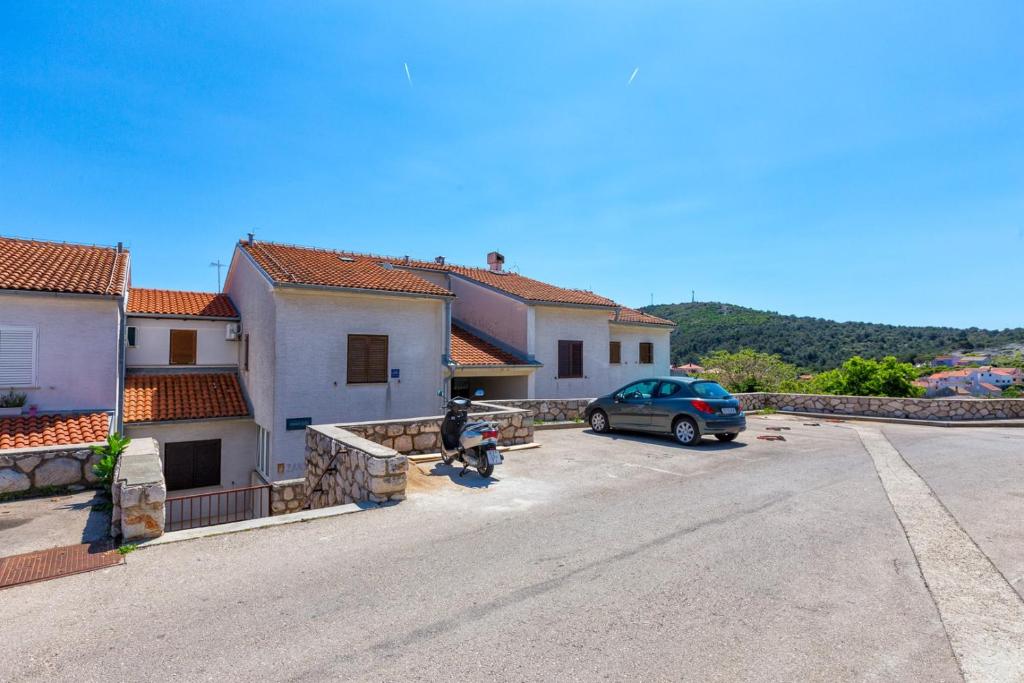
left=224, top=238, right=674, bottom=481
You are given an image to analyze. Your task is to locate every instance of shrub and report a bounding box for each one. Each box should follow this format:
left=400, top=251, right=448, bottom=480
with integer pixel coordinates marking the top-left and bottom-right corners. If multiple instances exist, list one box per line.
left=90, top=434, right=132, bottom=491
left=0, top=391, right=27, bottom=408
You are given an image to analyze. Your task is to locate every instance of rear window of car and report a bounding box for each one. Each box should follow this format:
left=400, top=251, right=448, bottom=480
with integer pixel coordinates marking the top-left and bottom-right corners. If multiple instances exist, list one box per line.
left=690, top=381, right=731, bottom=399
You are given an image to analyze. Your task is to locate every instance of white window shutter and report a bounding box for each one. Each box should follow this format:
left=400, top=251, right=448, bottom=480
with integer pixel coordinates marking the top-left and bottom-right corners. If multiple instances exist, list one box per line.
left=0, top=327, right=36, bottom=386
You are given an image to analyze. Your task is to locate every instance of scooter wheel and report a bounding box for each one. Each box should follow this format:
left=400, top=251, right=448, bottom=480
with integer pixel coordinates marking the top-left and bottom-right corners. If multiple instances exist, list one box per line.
left=477, top=463, right=494, bottom=478
left=440, top=451, right=455, bottom=466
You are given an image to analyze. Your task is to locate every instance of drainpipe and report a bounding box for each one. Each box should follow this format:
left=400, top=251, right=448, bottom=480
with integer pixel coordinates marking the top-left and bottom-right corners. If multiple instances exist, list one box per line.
left=115, top=251, right=129, bottom=435
left=442, top=298, right=454, bottom=404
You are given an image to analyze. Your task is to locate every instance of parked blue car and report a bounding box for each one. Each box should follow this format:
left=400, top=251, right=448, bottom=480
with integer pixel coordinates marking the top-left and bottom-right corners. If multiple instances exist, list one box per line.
left=585, top=377, right=746, bottom=445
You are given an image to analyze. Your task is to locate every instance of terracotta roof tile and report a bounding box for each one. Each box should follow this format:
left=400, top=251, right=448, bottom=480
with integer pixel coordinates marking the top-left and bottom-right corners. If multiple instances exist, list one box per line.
left=128, top=288, right=238, bottom=318
left=124, top=373, right=249, bottom=423
left=0, top=236, right=129, bottom=296
left=241, top=242, right=452, bottom=298
left=447, top=266, right=617, bottom=307
left=0, top=412, right=110, bottom=451
left=450, top=324, right=527, bottom=366
left=609, top=307, right=675, bottom=326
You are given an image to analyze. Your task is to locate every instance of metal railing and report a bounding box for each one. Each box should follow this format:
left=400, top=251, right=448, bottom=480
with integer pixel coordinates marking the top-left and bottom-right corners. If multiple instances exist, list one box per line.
left=165, top=483, right=271, bottom=532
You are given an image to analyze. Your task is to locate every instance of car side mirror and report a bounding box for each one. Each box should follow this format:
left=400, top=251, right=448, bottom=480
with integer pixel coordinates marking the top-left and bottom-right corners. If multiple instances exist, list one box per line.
left=437, top=389, right=444, bottom=397
left=613, top=393, right=623, bottom=403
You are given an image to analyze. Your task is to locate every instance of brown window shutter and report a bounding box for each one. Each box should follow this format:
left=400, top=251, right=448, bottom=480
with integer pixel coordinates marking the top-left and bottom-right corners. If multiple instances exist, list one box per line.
left=571, top=341, right=583, bottom=377
left=558, top=340, right=570, bottom=377
left=639, top=342, right=653, bottom=364
left=609, top=341, right=621, bottom=364
left=348, top=334, right=388, bottom=383
left=169, top=329, right=197, bottom=365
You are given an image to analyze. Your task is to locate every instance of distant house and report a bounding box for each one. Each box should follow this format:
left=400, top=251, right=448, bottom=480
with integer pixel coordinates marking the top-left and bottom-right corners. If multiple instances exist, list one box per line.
left=931, top=356, right=958, bottom=367
left=920, top=365, right=1020, bottom=397
left=671, top=363, right=704, bottom=377
left=956, top=354, right=991, bottom=366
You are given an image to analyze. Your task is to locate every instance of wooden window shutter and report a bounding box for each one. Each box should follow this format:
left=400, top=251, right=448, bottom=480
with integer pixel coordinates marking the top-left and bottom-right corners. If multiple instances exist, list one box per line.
left=609, top=341, right=621, bottom=364
left=169, top=329, right=197, bottom=365
left=571, top=341, right=583, bottom=377
left=348, top=334, right=388, bottom=383
left=558, top=340, right=570, bottom=377
left=639, top=342, right=654, bottom=364
left=558, top=340, right=583, bottom=378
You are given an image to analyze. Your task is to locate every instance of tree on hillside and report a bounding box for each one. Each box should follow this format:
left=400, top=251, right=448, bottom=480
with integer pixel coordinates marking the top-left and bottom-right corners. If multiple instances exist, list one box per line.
left=809, top=356, right=922, bottom=397
left=698, top=349, right=798, bottom=393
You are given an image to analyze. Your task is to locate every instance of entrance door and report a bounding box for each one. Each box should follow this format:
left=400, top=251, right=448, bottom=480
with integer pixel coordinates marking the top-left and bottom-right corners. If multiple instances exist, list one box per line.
left=164, top=440, right=221, bottom=491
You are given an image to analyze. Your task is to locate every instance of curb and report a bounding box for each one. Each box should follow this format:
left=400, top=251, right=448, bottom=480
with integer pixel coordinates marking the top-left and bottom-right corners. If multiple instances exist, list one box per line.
left=765, top=410, right=1024, bottom=428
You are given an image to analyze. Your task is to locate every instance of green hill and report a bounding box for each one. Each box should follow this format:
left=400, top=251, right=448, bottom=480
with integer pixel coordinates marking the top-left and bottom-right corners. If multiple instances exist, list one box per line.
left=641, top=302, right=1024, bottom=371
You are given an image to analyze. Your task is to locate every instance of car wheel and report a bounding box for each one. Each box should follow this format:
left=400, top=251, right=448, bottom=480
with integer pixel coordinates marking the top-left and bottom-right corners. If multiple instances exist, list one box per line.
left=589, top=410, right=610, bottom=433
left=715, top=433, right=738, bottom=442
left=673, top=417, right=700, bottom=446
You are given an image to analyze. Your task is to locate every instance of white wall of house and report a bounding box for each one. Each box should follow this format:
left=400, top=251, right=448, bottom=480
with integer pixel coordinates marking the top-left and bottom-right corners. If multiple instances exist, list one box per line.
left=224, top=252, right=278, bottom=457
left=0, top=292, right=121, bottom=412
left=531, top=306, right=613, bottom=399
left=270, top=287, right=447, bottom=478
left=125, top=418, right=257, bottom=492
left=450, top=277, right=530, bottom=355
left=608, top=323, right=672, bottom=390
left=126, top=317, right=239, bottom=367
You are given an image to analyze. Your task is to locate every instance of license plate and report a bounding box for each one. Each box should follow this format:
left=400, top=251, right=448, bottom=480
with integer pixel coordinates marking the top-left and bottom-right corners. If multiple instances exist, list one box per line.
left=486, top=449, right=502, bottom=465
left=721, top=407, right=737, bottom=415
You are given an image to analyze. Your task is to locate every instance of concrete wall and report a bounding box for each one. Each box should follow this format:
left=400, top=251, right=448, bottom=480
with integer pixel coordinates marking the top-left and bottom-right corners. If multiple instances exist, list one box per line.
left=126, top=317, right=239, bottom=367
left=271, top=287, right=446, bottom=479
left=124, top=418, right=256, bottom=491
left=0, top=292, right=121, bottom=412
left=450, top=277, right=530, bottom=355
left=110, top=437, right=165, bottom=541
left=532, top=306, right=613, bottom=399
left=608, top=323, right=672, bottom=390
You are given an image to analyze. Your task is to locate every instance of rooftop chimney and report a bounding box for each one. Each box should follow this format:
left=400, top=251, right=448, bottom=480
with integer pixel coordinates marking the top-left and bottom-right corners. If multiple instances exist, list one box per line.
left=247, top=232, right=255, bottom=246
left=116, top=241, right=123, bottom=253
left=434, top=256, right=446, bottom=265
left=487, top=251, right=505, bottom=273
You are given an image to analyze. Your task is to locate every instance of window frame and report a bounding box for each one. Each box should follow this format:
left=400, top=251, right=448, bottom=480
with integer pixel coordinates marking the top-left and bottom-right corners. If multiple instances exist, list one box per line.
left=347, top=334, right=389, bottom=384
left=126, top=325, right=138, bottom=348
left=0, top=325, right=38, bottom=387
left=609, top=340, right=622, bottom=365
left=639, top=342, right=654, bottom=364
left=256, top=425, right=271, bottom=477
left=243, top=333, right=250, bottom=372
left=557, top=340, right=584, bottom=379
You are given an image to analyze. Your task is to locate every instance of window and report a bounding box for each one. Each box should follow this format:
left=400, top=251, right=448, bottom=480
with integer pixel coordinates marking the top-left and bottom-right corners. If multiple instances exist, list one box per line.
left=164, top=440, right=221, bottom=491
left=169, top=329, right=197, bottom=365
left=691, top=381, right=732, bottom=399
left=618, top=379, right=659, bottom=400
left=347, top=334, right=388, bottom=383
left=639, top=342, right=654, bottom=364
left=243, top=333, right=250, bottom=371
left=126, top=326, right=137, bottom=348
left=557, top=340, right=583, bottom=378
left=256, top=425, right=271, bottom=477
left=609, top=341, right=621, bottom=364
left=0, top=325, right=36, bottom=387
left=656, top=381, right=682, bottom=398
left=0, top=326, right=36, bottom=386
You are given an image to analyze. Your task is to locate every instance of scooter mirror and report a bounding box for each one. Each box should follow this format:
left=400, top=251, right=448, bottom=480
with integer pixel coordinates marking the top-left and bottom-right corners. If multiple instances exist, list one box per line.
left=437, top=389, right=443, bottom=397
left=474, top=389, right=485, bottom=397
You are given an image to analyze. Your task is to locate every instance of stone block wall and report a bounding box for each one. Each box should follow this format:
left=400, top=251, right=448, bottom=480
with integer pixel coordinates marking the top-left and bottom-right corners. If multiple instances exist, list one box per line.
left=110, top=437, right=165, bottom=541
left=0, top=444, right=105, bottom=496
left=734, top=392, right=1024, bottom=421
left=271, top=478, right=306, bottom=515
left=337, top=402, right=532, bottom=456
left=305, top=425, right=408, bottom=507
left=485, top=398, right=593, bottom=423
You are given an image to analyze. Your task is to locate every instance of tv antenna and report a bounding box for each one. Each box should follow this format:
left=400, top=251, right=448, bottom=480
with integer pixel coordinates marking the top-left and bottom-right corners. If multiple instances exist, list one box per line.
left=210, top=260, right=226, bottom=291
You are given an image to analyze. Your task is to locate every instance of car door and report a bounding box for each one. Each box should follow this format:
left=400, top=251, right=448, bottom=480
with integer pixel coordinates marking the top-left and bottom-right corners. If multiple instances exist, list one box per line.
left=650, top=381, right=685, bottom=432
left=610, top=380, right=659, bottom=429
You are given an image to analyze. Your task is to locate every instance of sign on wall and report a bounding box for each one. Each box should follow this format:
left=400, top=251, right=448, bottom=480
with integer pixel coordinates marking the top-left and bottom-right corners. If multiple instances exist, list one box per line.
left=285, top=417, right=312, bottom=431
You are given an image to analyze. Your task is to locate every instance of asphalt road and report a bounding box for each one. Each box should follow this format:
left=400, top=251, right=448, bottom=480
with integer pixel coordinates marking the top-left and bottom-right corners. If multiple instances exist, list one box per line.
left=4, top=417, right=1011, bottom=681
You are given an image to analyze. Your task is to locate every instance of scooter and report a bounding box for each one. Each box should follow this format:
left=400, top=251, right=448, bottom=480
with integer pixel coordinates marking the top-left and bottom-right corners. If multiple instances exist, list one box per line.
left=439, top=389, right=503, bottom=478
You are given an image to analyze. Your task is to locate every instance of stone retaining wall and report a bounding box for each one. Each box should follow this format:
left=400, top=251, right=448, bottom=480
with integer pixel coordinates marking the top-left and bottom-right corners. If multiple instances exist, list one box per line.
left=271, top=478, right=306, bottom=514
left=337, top=402, right=532, bottom=456
left=735, top=392, right=1024, bottom=421
left=110, top=437, right=165, bottom=541
left=485, top=398, right=592, bottom=423
left=305, top=425, right=408, bottom=507
left=0, top=443, right=104, bottom=496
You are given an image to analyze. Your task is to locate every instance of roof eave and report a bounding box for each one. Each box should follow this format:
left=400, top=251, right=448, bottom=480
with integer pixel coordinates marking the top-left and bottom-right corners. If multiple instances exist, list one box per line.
left=126, top=312, right=241, bottom=322
left=275, top=280, right=454, bottom=300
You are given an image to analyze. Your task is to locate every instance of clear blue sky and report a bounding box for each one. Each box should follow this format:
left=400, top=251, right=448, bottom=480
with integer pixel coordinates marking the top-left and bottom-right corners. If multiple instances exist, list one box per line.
left=2, top=2, right=1021, bottom=328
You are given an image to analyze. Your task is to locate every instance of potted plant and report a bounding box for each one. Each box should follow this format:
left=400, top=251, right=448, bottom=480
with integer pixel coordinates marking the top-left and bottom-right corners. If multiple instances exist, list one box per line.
left=0, top=391, right=27, bottom=417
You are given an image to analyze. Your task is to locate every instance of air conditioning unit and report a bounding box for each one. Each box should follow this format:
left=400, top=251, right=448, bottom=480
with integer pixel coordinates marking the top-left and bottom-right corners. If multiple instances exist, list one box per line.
left=225, top=322, right=241, bottom=341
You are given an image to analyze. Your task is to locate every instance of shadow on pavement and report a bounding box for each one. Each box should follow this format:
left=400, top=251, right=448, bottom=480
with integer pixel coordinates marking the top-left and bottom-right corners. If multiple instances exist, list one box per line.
left=424, top=462, right=499, bottom=489
left=581, top=429, right=749, bottom=451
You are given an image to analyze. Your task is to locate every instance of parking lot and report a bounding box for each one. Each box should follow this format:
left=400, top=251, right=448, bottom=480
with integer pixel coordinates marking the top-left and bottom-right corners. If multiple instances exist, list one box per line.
left=1, top=416, right=1022, bottom=681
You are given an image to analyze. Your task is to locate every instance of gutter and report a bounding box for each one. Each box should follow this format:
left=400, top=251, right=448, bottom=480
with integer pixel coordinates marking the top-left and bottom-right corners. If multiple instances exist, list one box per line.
left=126, top=313, right=240, bottom=322
left=115, top=251, right=130, bottom=435
left=275, top=281, right=455, bottom=302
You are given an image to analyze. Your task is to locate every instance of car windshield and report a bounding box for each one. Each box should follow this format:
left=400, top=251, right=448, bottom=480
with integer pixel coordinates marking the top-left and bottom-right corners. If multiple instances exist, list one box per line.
left=690, top=381, right=731, bottom=399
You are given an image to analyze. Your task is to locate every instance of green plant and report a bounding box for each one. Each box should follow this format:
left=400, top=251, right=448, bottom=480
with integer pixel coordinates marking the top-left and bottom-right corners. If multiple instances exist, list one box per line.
left=90, top=433, right=132, bottom=491
left=698, top=349, right=799, bottom=393
left=808, top=356, right=923, bottom=398
left=117, top=544, right=138, bottom=555
left=0, top=390, right=27, bottom=408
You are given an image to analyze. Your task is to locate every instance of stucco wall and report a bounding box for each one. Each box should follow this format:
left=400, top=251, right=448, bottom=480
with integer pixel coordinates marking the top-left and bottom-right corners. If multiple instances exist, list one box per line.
left=270, top=287, right=446, bottom=479
left=450, top=276, right=530, bottom=355
left=608, top=324, right=672, bottom=391
left=126, top=317, right=239, bottom=367
left=224, top=251, right=277, bottom=459
left=124, top=418, right=257, bottom=491
left=532, top=306, right=614, bottom=399
left=0, top=292, right=121, bottom=412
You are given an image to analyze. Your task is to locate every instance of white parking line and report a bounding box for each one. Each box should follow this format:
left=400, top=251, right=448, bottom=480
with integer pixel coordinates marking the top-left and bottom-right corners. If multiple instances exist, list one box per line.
left=853, top=425, right=1024, bottom=682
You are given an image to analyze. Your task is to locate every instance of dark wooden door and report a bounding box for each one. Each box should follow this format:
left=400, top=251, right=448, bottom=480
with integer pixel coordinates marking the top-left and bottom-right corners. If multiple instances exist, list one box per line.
left=164, top=440, right=221, bottom=491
